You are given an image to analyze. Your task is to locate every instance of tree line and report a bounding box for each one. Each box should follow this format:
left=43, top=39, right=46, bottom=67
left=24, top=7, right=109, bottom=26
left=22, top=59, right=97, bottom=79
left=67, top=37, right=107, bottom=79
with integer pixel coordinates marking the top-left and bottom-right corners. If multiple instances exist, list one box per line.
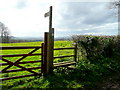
left=0, top=22, right=43, bottom=43
left=0, top=22, right=11, bottom=43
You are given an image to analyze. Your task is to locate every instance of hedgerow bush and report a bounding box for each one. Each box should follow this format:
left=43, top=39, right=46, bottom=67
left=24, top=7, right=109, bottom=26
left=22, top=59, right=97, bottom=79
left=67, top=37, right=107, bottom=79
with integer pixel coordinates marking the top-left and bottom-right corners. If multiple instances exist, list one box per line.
left=70, top=35, right=120, bottom=85
left=71, top=35, right=120, bottom=61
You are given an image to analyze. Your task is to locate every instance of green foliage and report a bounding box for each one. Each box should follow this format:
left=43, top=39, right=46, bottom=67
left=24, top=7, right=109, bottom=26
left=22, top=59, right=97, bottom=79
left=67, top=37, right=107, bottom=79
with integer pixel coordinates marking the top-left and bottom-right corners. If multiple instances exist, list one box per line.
left=72, top=35, right=119, bottom=60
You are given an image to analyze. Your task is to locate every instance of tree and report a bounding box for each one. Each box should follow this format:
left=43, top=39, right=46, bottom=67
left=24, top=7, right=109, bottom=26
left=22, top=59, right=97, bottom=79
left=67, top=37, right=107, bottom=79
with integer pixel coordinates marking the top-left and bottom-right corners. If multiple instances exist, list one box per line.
left=109, top=0, right=120, bottom=15
left=110, top=0, right=120, bottom=8
left=0, top=22, right=10, bottom=43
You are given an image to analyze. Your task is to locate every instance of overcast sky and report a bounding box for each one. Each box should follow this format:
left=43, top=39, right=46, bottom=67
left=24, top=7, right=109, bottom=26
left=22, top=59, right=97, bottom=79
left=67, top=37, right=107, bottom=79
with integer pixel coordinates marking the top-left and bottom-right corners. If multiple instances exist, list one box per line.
left=0, top=0, right=118, bottom=38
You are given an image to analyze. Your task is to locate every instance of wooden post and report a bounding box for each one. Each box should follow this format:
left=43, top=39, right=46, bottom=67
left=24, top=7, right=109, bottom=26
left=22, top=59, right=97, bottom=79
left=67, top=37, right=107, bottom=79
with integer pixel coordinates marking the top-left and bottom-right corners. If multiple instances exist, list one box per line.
left=43, top=32, right=48, bottom=75
left=41, top=43, right=44, bottom=74
left=49, top=6, right=52, bottom=33
left=118, top=4, right=120, bottom=35
left=44, top=6, right=54, bottom=74
left=47, top=28, right=54, bottom=73
left=74, top=44, right=77, bottom=62
left=47, top=6, right=54, bottom=73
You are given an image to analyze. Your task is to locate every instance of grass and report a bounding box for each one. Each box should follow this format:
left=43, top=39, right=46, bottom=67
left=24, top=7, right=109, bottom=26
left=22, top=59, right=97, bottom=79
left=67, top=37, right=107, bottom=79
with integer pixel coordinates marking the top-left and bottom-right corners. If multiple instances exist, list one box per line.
left=1, top=53, right=120, bottom=89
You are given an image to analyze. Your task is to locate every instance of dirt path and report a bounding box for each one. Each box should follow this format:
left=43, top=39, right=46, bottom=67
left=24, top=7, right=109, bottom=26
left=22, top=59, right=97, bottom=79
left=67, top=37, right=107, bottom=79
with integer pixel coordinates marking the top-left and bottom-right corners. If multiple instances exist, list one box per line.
left=96, top=73, right=120, bottom=89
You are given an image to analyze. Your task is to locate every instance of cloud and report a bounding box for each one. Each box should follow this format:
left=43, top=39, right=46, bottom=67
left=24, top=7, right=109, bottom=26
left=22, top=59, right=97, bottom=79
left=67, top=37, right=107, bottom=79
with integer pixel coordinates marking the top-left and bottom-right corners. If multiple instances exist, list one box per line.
left=0, top=0, right=51, bottom=37
left=16, top=0, right=27, bottom=9
left=55, top=22, right=117, bottom=37
left=0, top=0, right=18, bottom=9
left=55, top=2, right=117, bottom=27
left=0, top=1, right=118, bottom=38
left=53, top=2, right=118, bottom=37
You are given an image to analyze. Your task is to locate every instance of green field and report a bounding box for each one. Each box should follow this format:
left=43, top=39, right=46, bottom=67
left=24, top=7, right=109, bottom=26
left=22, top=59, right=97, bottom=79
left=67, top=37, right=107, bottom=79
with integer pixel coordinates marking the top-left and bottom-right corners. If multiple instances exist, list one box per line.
left=0, top=41, right=74, bottom=64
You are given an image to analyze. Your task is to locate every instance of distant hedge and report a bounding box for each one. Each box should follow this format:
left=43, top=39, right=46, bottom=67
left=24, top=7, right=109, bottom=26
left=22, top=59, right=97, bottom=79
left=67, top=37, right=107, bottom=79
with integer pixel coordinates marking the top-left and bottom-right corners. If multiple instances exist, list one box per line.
left=72, top=35, right=120, bottom=60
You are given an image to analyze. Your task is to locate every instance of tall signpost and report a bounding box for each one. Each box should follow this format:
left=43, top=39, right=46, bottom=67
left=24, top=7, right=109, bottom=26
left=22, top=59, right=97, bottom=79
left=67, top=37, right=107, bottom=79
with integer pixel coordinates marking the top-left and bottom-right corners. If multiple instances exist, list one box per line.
left=44, top=6, right=54, bottom=74
left=118, top=4, right=120, bottom=52
left=118, top=3, right=120, bottom=35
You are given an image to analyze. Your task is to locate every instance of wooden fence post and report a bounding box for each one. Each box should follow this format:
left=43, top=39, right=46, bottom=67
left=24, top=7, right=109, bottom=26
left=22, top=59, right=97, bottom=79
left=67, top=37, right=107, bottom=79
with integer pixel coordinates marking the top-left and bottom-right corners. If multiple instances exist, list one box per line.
left=41, top=43, right=44, bottom=74
left=47, top=28, right=54, bottom=73
left=74, top=44, right=77, bottom=62
left=43, top=32, right=49, bottom=75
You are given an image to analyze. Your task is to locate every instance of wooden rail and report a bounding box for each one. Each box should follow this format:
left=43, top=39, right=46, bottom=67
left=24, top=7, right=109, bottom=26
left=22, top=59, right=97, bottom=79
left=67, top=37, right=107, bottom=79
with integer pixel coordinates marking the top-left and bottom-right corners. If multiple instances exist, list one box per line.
left=54, top=55, right=74, bottom=59
left=53, top=45, right=77, bottom=68
left=0, top=53, right=42, bottom=57
left=0, top=60, right=42, bottom=66
left=54, top=61, right=76, bottom=67
left=0, top=46, right=41, bottom=50
left=1, top=66, right=41, bottom=73
left=54, top=47, right=75, bottom=50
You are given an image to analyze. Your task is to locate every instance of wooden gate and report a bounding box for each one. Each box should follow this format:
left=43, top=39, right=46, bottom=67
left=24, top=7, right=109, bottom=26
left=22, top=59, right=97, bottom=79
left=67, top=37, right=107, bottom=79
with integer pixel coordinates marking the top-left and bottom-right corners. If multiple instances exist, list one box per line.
left=0, top=31, right=78, bottom=81
left=0, top=43, right=44, bottom=81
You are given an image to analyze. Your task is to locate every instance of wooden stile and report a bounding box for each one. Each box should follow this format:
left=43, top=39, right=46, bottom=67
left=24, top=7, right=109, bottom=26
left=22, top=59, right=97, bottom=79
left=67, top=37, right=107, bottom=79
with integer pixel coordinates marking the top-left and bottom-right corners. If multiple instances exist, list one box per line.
left=53, top=45, right=77, bottom=68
